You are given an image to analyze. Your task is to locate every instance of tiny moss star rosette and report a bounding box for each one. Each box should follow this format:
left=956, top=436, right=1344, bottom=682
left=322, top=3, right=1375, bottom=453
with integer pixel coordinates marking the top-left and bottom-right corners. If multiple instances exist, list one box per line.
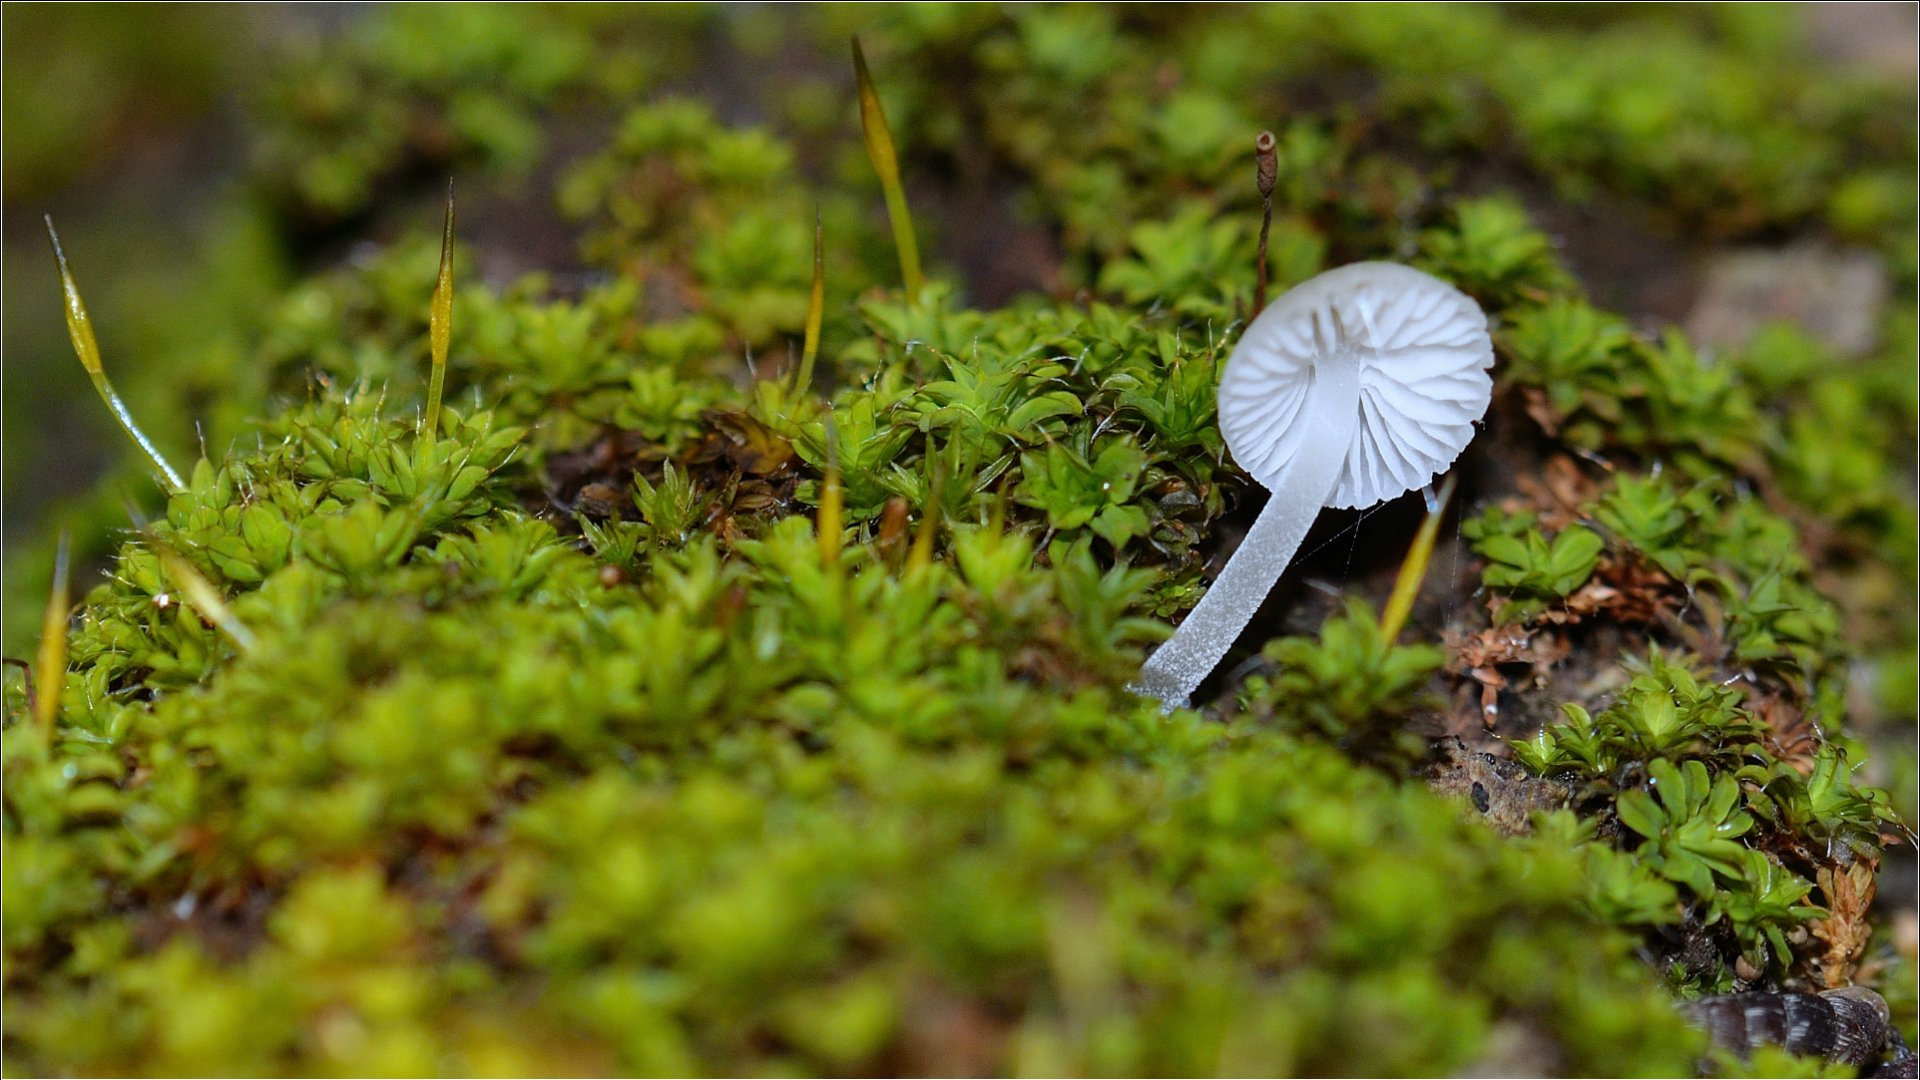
left=1134, top=262, right=1494, bottom=709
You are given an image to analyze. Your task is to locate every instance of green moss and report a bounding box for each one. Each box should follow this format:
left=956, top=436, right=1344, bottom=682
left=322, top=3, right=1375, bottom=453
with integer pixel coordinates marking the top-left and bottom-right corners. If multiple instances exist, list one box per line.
left=249, top=5, right=710, bottom=223
left=6, top=6, right=1915, bottom=1074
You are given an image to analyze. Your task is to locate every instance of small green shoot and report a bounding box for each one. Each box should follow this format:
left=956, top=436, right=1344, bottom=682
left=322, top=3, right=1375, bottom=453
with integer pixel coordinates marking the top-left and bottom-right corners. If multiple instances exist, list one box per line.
left=1014, top=436, right=1150, bottom=551
left=45, top=217, right=184, bottom=494
left=32, top=528, right=72, bottom=737
left=1594, top=472, right=1695, bottom=578
left=1379, top=475, right=1455, bottom=641
left=852, top=36, right=922, bottom=305
left=1470, top=516, right=1605, bottom=621
left=906, top=455, right=943, bottom=576
left=1744, top=746, right=1908, bottom=858
left=153, top=541, right=257, bottom=654
left=1615, top=758, right=1753, bottom=899
left=1510, top=651, right=1763, bottom=778
left=423, top=180, right=456, bottom=435
left=1707, top=852, right=1823, bottom=978
left=1251, top=597, right=1447, bottom=770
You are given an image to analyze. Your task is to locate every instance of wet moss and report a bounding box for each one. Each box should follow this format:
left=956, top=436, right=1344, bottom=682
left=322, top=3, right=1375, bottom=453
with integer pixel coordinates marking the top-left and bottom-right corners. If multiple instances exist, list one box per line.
left=5, top=5, right=1913, bottom=1075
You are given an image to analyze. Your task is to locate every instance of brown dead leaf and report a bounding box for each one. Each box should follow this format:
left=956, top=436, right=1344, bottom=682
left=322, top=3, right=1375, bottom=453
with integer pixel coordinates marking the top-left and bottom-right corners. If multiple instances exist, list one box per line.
left=1810, top=859, right=1877, bottom=987
left=1515, top=454, right=1602, bottom=530
left=574, top=482, right=625, bottom=519
left=892, top=980, right=1010, bottom=1076
left=1449, top=626, right=1571, bottom=729
left=1521, top=387, right=1562, bottom=437
left=698, top=409, right=795, bottom=476
left=546, top=428, right=652, bottom=502
left=876, top=496, right=911, bottom=565
left=1556, top=557, right=1683, bottom=627
left=1748, top=690, right=1822, bottom=769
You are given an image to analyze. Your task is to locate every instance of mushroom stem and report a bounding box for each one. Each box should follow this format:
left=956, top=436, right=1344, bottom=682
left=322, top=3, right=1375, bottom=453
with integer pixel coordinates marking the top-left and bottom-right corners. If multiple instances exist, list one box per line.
left=1133, top=362, right=1361, bottom=710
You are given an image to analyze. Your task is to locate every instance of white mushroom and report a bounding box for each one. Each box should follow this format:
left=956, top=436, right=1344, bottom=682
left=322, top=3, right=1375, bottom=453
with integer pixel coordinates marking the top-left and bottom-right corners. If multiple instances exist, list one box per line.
left=1133, top=262, right=1494, bottom=709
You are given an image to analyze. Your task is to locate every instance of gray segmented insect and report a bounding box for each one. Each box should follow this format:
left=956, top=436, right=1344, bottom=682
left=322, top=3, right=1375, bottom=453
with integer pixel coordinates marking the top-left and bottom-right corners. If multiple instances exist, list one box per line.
left=1682, top=987, right=1914, bottom=1075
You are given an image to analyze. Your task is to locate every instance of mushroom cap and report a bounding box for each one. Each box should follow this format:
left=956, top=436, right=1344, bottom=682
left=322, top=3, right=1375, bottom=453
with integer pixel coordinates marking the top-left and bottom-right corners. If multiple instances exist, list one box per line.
left=1218, top=262, right=1494, bottom=508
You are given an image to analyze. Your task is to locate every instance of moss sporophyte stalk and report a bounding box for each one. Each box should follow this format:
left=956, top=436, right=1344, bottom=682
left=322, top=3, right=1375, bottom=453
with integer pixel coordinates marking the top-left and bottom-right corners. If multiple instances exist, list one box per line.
left=45, top=217, right=184, bottom=495
left=5, top=7, right=1914, bottom=1076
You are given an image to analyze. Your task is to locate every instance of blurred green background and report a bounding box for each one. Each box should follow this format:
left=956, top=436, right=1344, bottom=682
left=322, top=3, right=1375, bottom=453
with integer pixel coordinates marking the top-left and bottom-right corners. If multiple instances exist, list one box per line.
left=8, top=2, right=1915, bottom=547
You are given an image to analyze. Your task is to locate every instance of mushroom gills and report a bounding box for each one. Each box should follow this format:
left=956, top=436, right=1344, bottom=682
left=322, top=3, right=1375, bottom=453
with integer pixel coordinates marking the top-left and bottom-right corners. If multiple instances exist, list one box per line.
left=1132, top=360, right=1360, bottom=709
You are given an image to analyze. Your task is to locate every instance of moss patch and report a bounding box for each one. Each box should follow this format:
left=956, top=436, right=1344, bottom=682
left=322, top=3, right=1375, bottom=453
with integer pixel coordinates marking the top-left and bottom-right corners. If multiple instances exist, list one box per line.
left=5, top=6, right=1914, bottom=1075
